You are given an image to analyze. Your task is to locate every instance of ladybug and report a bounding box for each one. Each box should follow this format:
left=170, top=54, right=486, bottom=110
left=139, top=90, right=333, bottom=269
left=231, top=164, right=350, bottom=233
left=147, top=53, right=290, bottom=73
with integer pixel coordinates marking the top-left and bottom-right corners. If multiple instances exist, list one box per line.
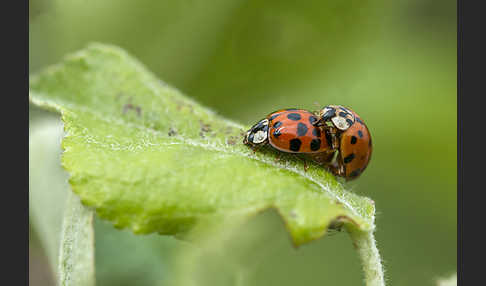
left=313, top=105, right=372, bottom=180
left=243, top=109, right=334, bottom=155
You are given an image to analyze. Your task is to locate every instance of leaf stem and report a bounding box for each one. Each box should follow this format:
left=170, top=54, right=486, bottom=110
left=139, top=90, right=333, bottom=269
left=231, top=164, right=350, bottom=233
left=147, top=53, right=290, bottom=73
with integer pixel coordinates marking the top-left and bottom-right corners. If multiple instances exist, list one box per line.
left=58, top=191, right=96, bottom=286
left=349, top=229, right=386, bottom=286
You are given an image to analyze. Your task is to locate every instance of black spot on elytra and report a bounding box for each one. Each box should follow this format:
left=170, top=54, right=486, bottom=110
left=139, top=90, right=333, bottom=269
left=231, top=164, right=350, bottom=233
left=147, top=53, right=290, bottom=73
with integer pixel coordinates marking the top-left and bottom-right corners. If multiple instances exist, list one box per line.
left=309, top=116, right=318, bottom=125
left=287, top=113, right=301, bottom=121
left=269, top=113, right=280, bottom=121
left=273, top=121, right=282, bottom=128
left=273, top=129, right=281, bottom=138
left=351, top=136, right=357, bottom=144
left=346, top=118, right=354, bottom=126
left=343, top=153, right=355, bottom=164
left=358, top=130, right=364, bottom=138
left=356, top=117, right=364, bottom=124
left=312, top=127, right=321, bottom=137
left=349, top=168, right=361, bottom=177
left=285, top=108, right=298, bottom=111
left=289, top=138, right=302, bottom=151
left=297, top=123, right=308, bottom=136
left=310, top=139, right=321, bottom=151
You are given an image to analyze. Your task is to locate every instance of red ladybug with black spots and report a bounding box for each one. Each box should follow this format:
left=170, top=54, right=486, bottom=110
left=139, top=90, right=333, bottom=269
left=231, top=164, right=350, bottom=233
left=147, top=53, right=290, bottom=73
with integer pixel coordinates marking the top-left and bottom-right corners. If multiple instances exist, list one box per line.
left=313, top=105, right=373, bottom=180
left=243, top=109, right=334, bottom=155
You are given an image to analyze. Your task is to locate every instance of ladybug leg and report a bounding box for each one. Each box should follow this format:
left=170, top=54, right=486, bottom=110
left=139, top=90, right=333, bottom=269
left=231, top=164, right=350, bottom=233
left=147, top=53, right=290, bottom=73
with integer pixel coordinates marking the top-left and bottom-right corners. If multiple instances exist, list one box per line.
left=252, top=145, right=261, bottom=155
left=327, top=164, right=341, bottom=177
left=326, top=127, right=340, bottom=150
left=327, top=154, right=345, bottom=177
left=337, top=164, right=345, bottom=177
left=293, top=155, right=309, bottom=172
left=249, top=142, right=268, bottom=155
left=248, top=144, right=260, bottom=155
left=318, top=151, right=341, bottom=177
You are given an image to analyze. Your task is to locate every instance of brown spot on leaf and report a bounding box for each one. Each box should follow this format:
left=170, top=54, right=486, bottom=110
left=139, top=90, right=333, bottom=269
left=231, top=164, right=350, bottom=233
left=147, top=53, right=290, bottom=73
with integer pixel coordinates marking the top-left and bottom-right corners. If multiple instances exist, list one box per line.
left=123, top=101, right=142, bottom=117
left=168, top=128, right=177, bottom=136
left=199, top=121, right=211, bottom=133
left=226, top=136, right=239, bottom=145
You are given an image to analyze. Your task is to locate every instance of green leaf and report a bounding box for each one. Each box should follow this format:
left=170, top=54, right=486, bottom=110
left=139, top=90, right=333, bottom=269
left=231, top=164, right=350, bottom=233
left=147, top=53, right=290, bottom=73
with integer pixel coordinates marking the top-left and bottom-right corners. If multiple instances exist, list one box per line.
left=29, top=43, right=375, bottom=246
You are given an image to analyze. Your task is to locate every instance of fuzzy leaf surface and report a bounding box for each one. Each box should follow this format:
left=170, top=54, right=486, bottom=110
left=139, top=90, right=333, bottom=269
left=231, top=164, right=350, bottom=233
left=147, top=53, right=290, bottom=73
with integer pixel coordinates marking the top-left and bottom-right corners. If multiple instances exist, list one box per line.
left=29, top=43, right=375, bottom=245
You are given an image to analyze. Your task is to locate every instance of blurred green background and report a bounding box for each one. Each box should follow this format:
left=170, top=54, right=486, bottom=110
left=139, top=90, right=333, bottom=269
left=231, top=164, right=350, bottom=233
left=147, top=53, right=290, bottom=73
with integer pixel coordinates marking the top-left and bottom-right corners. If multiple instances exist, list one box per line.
left=29, top=0, right=456, bottom=285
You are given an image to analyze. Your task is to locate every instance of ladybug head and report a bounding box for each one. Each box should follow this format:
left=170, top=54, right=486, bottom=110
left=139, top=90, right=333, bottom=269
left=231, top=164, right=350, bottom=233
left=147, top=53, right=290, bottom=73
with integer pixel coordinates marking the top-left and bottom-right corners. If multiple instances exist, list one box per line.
left=243, top=119, right=269, bottom=146
left=316, top=105, right=355, bottom=131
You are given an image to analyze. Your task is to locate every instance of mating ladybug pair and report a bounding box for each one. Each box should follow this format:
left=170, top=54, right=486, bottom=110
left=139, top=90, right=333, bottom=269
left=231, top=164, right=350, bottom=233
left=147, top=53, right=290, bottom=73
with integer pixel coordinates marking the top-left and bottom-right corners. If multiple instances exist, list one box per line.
left=243, top=105, right=372, bottom=180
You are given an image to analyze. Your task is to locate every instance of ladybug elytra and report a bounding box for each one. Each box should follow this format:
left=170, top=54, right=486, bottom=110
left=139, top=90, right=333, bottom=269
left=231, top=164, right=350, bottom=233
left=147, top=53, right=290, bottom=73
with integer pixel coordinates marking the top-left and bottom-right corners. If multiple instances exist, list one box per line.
left=243, top=109, right=333, bottom=154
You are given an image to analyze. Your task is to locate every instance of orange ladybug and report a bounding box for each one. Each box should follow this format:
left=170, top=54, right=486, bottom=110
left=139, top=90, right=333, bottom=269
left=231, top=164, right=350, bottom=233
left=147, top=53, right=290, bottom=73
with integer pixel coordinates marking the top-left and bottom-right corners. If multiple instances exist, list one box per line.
left=313, top=105, right=372, bottom=180
left=243, top=109, right=334, bottom=155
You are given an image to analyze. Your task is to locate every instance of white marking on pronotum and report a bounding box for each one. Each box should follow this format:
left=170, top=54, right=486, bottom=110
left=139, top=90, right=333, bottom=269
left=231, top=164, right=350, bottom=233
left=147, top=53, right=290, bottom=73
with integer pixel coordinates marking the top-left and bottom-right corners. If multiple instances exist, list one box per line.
left=332, top=116, right=350, bottom=131
left=253, top=130, right=267, bottom=143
